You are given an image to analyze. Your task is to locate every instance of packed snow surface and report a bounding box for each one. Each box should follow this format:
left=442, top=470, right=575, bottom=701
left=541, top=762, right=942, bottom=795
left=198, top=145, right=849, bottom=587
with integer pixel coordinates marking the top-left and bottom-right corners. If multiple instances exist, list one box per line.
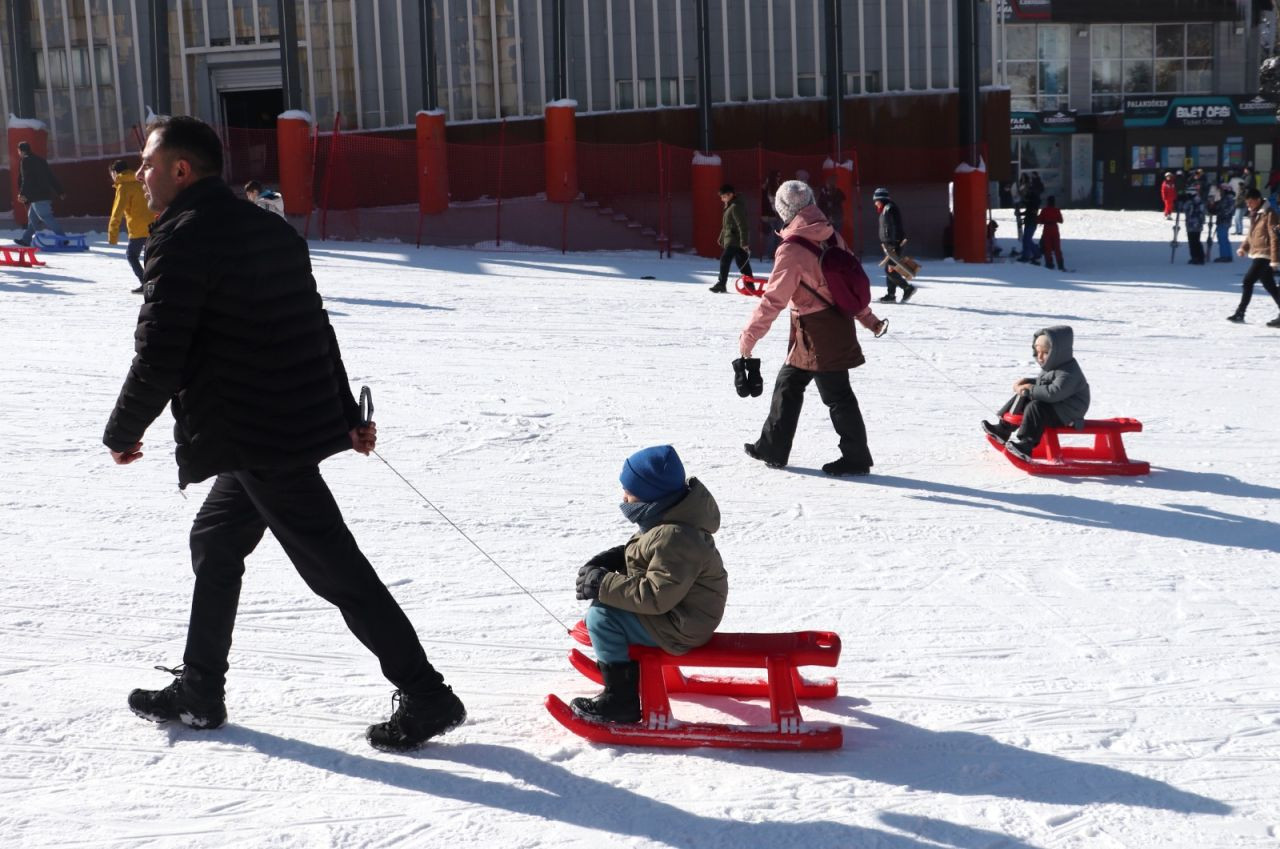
left=1, top=207, right=1277, bottom=848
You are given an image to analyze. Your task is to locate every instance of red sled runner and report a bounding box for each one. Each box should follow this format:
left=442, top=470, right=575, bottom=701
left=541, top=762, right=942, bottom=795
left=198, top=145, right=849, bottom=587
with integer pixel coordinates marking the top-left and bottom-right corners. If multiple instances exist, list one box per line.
left=0, top=245, right=44, bottom=268
left=736, top=275, right=768, bottom=297
left=988, top=413, right=1150, bottom=476
left=545, top=620, right=844, bottom=750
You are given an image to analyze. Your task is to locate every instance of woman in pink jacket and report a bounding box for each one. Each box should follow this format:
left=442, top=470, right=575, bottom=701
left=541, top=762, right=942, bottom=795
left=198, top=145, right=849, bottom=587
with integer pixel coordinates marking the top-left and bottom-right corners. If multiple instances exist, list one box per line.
left=739, top=181, right=886, bottom=476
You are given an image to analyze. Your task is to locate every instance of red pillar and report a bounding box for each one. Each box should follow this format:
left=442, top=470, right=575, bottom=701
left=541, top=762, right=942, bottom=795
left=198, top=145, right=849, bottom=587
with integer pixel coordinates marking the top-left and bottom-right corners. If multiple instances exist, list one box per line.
left=544, top=101, right=578, bottom=202
left=8, top=121, right=50, bottom=230
left=953, top=163, right=988, bottom=263
left=416, top=110, right=449, bottom=214
left=692, top=154, right=723, bottom=259
left=276, top=111, right=314, bottom=215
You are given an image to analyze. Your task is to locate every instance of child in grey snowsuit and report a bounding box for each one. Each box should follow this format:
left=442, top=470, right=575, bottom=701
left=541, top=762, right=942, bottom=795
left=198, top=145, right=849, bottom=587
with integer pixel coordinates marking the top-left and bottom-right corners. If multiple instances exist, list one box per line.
left=982, top=325, right=1090, bottom=461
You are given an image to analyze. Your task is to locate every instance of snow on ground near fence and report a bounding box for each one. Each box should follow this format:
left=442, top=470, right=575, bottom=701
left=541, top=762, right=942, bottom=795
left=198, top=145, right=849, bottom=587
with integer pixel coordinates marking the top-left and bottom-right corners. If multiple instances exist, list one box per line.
left=0, top=208, right=1276, bottom=848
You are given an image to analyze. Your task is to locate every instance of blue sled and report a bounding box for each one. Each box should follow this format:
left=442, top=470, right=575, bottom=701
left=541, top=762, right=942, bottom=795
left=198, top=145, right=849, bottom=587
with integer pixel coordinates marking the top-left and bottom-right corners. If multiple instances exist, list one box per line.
left=32, top=233, right=89, bottom=252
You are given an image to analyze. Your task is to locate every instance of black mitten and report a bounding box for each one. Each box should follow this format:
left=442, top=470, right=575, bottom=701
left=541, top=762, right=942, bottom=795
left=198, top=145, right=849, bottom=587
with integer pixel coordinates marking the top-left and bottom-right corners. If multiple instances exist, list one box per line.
left=743, top=357, right=763, bottom=397
left=576, top=565, right=606, bottom=600
left=585, top=545, right=626, bottom=574
left=732, top=358, right=751, bottom=397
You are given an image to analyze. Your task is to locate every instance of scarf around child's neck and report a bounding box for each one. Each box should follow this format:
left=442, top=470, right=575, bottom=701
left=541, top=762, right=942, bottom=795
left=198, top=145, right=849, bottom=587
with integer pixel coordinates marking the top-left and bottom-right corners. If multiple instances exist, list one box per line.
left=619, top=487, right=688, bottom=532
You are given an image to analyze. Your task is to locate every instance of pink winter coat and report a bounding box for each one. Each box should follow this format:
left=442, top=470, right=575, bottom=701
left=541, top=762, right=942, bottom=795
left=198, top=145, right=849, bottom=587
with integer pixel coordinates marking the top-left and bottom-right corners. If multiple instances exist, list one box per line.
left=739, top=204, right=881, bottom=366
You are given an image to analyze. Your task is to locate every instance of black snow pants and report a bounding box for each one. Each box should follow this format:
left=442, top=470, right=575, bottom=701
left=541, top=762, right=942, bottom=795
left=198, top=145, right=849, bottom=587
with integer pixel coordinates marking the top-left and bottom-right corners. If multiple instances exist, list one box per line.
left=181, top=466, right=444, bottom=701
left=717, top=246, right=753, bottom=287
left=997, top=393, right=1064, bottom=449
left=752, top=365, right=873, bottom=468
left=1237, top=257, right=1280, bottom=315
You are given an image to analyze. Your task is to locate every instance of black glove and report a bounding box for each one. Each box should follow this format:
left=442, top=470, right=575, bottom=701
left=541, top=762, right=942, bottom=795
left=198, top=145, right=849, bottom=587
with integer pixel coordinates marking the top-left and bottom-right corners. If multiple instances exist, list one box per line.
left=585, top=545, right=626, bottom=574
left=576, top=565, right=606, bottom=600
left=733, top=357, right=763, bottom=397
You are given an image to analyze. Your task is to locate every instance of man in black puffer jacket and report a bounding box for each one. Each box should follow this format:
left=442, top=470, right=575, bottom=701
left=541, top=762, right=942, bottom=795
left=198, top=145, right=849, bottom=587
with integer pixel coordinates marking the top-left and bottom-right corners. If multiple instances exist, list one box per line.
left=103, top=116, right=464, bottom=753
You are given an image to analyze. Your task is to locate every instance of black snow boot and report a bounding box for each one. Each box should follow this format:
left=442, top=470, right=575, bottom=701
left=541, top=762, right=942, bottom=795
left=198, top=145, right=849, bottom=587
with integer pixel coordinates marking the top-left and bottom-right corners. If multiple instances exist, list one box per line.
left=744, top=442, right=785, bottom=469
left=821, top=457, right=871, bottom=477
left=1227, top=312, right=1246, bottom=323
left=570, top=661, right=642, bottom=724
left=981, top=420, right=1013, bottom=443
left=366, top=686, right=467, bottom=753
left=128, top=665, right=227, bottom=729
left=1267, top=316, right=1280, bottom=328
left=709, top=282, right=728, bottom=293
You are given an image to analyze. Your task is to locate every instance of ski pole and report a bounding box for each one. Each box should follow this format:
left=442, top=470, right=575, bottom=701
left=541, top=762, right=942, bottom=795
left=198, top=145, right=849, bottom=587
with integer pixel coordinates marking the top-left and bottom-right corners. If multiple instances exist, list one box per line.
left=358, top=386, right=572, bottom=634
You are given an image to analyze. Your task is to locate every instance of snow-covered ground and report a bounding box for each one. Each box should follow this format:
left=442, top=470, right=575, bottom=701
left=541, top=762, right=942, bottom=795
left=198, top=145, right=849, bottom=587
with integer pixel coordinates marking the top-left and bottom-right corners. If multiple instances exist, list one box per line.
left=1, top=207, right=1277, bottom=849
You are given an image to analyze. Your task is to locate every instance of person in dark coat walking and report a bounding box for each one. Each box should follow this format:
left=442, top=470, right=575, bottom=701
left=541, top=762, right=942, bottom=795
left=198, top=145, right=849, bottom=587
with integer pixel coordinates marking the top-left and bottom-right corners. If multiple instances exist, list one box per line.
left=1182, top=187, right=1207, bottom=265
left=1019, top=180, right=1042, bottom=262
left=874, top=187, right=917, bottom=302
left=102, top=116, right=465, bottom=753
left=14, top=140, right=67, bottom=246
left=739, top=180, right=886, bottom=476
left=711, top=184, right=753, bottom=293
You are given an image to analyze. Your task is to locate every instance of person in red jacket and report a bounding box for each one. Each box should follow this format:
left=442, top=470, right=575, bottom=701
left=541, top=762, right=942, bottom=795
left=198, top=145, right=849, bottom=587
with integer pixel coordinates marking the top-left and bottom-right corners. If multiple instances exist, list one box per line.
left=1038, top=196, right=1065, bottom=270
left=1160, top=172, right=1178, bottom=219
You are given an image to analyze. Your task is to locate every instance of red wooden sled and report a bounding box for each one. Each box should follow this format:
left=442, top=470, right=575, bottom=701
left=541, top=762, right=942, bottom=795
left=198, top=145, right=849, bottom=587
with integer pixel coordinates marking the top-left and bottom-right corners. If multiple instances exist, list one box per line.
left=545, top=620, right=844, bottom=750
left=988, top=413, right=1150, bottom=476
left=736, top=275, right=768, bottom=296
left=0, top=245, right=45, bottom=268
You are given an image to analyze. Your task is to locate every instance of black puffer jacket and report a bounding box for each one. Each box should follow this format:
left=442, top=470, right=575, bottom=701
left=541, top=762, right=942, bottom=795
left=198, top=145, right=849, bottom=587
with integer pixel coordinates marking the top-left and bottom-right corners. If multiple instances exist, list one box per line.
left=103, top=177, right=361, bottom=487
left=18, top=153, right=63, bottom=202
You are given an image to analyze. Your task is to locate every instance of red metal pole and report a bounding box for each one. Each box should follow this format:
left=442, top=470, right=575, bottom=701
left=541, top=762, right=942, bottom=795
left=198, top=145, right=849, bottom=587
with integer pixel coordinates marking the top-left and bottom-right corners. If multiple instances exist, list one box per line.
left=495, top=119, right=506, bottom=247
left=304, top=122, right=320, bottom=238
left=320, top=112, right=341, bottom=241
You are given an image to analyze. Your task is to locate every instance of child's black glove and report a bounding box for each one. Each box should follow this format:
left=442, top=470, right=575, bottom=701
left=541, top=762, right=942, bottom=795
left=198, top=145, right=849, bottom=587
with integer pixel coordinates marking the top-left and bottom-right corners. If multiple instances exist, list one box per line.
left=585, top=545, right=626, bottom=574
left=576, top=564, right=606, bottom=600
left=732, top=357, right=763, bottom=397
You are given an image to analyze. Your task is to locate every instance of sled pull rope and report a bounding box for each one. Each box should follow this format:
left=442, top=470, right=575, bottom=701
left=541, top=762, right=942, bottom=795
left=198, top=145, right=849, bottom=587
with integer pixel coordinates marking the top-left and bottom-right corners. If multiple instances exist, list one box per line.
left=882, top=335, right=992, bottom=415
left=359, top=386, right=572, bottom=634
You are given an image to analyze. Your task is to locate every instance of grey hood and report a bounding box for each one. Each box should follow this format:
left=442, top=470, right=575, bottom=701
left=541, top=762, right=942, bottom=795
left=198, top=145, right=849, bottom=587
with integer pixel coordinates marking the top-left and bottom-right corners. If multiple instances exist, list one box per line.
left=1036, top=325, right=1075, bottom=371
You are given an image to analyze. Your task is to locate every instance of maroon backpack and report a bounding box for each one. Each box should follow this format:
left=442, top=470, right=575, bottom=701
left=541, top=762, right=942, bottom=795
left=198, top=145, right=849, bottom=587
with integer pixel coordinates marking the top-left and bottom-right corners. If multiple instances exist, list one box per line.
left=783, top=235, right=872, bottom=317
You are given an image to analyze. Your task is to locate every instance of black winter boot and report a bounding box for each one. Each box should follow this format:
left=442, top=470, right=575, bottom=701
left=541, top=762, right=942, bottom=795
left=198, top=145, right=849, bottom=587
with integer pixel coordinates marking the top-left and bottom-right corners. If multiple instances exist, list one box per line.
left=821, top=457, right=871, bottom=477
left=709, top=282, right=728, bottom=293
left=570, top=661, right=642, bottom=724
left=366, top=686, right=467, bottom=752
left=128, top=665, right=227, bottom=729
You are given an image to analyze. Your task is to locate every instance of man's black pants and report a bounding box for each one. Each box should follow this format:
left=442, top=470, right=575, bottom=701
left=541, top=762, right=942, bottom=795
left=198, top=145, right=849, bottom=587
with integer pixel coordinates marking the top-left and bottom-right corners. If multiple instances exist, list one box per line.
left=753, top=365, right=872, bottom=467
left=717, top=246, right=753, bottom=286
left=1238, top=257, right=1280, bottom=313
left=182, top=466, right=442, bottom=700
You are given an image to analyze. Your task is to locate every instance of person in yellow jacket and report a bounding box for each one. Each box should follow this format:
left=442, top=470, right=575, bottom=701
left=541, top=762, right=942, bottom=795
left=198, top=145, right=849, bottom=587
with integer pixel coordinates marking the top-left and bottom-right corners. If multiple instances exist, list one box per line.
left=108, top=159, right=156, bottom=293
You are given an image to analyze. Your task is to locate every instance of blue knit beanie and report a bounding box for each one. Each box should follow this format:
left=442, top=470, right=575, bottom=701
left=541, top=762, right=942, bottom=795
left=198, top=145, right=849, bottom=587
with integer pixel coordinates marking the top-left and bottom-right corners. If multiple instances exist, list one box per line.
left=619, top=445, right=686, bottom=503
